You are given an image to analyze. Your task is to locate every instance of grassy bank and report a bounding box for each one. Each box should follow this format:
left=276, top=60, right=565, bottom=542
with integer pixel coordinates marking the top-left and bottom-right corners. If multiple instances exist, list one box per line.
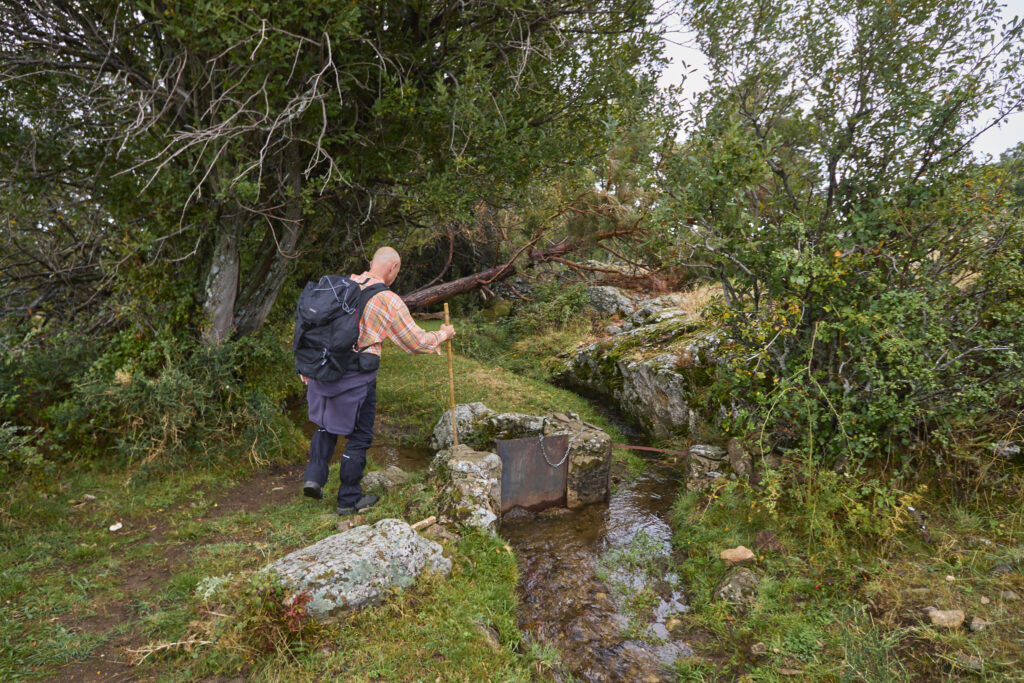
left=0, top=327, right=620, bottom=681
left=376, top=318, right=624, bottom=445
left=664, top=471, right=1024, bottom=681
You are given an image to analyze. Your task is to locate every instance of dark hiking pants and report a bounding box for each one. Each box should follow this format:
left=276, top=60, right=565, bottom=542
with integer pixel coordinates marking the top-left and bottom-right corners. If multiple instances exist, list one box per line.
left=303, top=379, right=377, bottom=508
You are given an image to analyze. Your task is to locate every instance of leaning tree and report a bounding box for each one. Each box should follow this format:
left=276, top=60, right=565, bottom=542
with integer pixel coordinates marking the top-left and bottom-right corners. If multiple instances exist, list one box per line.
left=0, top=0, right=664, bottom=343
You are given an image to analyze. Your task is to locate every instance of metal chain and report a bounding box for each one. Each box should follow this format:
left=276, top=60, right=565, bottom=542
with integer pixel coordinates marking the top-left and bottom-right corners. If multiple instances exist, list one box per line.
left=538, top=417, right=585, bottom=468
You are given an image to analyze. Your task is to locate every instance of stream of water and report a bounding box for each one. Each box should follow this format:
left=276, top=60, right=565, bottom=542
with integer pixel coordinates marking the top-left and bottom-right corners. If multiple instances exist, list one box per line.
left=501, top=457, right=692, bottom=682
left=292, top=403, right=691, bottom=679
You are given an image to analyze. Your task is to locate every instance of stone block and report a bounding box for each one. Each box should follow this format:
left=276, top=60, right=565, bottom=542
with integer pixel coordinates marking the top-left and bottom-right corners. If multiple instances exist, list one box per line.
left=434, top=444, right=502, bottom=531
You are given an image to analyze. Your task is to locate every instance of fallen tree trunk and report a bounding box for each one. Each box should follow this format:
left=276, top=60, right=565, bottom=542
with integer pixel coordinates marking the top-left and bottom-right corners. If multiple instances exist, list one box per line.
left=401, top=240, right=579, bottom=310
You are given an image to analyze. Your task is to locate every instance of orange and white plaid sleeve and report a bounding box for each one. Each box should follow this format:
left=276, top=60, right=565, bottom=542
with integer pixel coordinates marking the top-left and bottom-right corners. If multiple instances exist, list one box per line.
left=359, top=290, right=445, bottom=355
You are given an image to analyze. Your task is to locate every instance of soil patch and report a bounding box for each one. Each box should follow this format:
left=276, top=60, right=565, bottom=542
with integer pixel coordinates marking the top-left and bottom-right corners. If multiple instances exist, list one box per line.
left=52, top=462, right=305, bottom=682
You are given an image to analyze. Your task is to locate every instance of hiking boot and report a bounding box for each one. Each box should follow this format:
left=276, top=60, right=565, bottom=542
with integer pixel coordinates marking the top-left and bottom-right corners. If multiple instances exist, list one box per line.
left=303, top=481, right=323, bottom=500
left=336, top=505, right=357, bottom=516
left=354, top=493, right=379, bottom=511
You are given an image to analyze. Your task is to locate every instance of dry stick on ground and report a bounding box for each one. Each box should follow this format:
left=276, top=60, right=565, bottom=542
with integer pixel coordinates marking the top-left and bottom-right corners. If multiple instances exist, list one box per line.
left=126, top=638, right=214, bottom=665
left=411, top=516, right=437, bottom=531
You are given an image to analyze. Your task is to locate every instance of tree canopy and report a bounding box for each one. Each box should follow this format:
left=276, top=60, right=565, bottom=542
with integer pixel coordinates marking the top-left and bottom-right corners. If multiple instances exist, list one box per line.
left=1, top=0, right=666, bottom=342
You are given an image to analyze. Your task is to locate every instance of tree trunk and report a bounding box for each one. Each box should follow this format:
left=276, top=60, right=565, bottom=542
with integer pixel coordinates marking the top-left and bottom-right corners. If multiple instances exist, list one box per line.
left=201, top=222, right=240, bottom=345
left=232, top=149, right=304, bottom=338
left=402, top=240, right=580, bottom=310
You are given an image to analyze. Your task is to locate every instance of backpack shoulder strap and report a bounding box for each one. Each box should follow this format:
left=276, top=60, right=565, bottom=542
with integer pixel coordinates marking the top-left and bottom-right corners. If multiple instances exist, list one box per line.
left=352, top=280, right=391, bottom=352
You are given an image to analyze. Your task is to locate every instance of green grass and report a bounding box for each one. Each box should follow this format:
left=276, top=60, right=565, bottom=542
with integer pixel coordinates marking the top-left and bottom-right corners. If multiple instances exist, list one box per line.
left=0, top=325, right=621, bottom=680
left=666, top=473, right=1024, bottom=681
left=376, top=319, right=625, bottom=445
left=0, top=456, right=553, bottom=680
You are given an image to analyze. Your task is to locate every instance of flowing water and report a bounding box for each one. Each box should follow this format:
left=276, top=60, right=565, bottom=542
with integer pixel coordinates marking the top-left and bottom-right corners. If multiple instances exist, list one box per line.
left=292, top=401, right=691, bottom=679
left=502, top=457, right=693, bottom=682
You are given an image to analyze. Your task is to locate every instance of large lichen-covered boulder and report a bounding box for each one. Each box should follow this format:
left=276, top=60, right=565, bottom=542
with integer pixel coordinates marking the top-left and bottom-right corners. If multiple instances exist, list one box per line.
left=433, top=444, right=503, bottom=532
left=555, top=310, right=721, bottom=438
left=430, top=405, right=557, bottom=452
left=586, top=285, right=636, bottom=317
left=266, top=518, right=451, bottom=619
left=430, top=402, right=495, bottom=451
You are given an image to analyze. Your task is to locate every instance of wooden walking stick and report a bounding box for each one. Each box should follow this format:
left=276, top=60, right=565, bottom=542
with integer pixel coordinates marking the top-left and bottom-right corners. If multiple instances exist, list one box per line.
left=444, top=302, right=458, bottom=446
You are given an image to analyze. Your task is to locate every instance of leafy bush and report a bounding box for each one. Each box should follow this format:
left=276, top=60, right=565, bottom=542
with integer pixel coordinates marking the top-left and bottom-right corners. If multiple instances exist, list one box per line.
left=0, top=422, right=45, bottom=477
left=33, top=327, right=303, bottom=478
left=205, top=571, right=323, bottom=662
left=661, top=0, right=1024, bottom=471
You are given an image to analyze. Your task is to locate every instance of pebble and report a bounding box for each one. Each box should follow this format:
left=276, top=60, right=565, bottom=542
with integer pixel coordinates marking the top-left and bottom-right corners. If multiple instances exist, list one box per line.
left=969, top=617, right=991, bottom=632
left=749, top=642, right=767, bottom=656
left=954, top=653, right=983, bottom=672
left=981, top=596, right=991, bottom=605
left=945, top=575, right=956, bottom=583
left=988, top=563, right=1013, bottom=576
left=999, top=590, right=1021, bottom=601
left=926, top=608, right=965, bottom=628
left=720, top=546, right=756, bottom=565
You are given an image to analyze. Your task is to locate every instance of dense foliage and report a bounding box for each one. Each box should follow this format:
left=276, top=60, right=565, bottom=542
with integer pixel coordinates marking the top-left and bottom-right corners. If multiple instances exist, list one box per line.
left=0, top=1, right=665, bottom=476
left=660, top=0, right=1024, bottom=468
left=0, top=0, right=665, bottom=342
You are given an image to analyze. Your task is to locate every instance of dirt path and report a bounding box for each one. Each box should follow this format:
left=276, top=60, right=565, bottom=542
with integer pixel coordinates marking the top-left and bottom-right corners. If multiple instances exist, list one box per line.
left=54, top=462, right=306, bottom=683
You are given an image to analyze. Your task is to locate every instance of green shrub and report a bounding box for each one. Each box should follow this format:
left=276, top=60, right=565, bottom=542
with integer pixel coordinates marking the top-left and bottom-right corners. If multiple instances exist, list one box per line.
left=37, top=328, right=303, bottom=478
left=208, top=571, right=324, bottom=663
left=661, top=0, right=1024, bottom=471
left=0, top=422, right=46, bottom=477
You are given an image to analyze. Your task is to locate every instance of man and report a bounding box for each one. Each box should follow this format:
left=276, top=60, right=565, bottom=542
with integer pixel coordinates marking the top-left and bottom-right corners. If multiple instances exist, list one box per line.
left=300, top=246, right=455, bottom=515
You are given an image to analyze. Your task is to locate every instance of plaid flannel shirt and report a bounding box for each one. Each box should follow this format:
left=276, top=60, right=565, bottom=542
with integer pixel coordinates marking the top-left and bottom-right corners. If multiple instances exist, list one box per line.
left=354, top=272, right=445, bottom=356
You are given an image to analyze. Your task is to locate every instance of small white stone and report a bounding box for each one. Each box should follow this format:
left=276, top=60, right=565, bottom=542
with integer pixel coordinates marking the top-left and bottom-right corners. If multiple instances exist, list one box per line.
left=720, top=546, right=756, bottom=565
left=928, top=609, right=965, bottom=628
left=945, top=575, right=956, bottom=583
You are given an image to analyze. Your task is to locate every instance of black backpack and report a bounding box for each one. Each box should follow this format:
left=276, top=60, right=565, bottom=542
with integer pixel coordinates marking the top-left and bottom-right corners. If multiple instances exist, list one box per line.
left=293, top=275, right=389, bottom=382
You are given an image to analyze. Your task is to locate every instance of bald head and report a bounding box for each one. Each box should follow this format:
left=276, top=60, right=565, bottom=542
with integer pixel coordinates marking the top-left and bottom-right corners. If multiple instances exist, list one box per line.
left=371, top=246, right=401, bottom=267
left=369, top=246, right=401, bottom=285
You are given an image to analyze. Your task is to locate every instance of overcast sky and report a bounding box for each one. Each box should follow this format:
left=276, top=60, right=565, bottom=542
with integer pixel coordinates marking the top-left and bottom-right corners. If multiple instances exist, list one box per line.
left=658, top=0, right=1024, bottom=160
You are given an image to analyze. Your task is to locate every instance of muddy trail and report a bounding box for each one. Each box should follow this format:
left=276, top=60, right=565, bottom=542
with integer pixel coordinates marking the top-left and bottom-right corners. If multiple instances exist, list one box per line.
left=56, top=461, right=306, bottom=682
